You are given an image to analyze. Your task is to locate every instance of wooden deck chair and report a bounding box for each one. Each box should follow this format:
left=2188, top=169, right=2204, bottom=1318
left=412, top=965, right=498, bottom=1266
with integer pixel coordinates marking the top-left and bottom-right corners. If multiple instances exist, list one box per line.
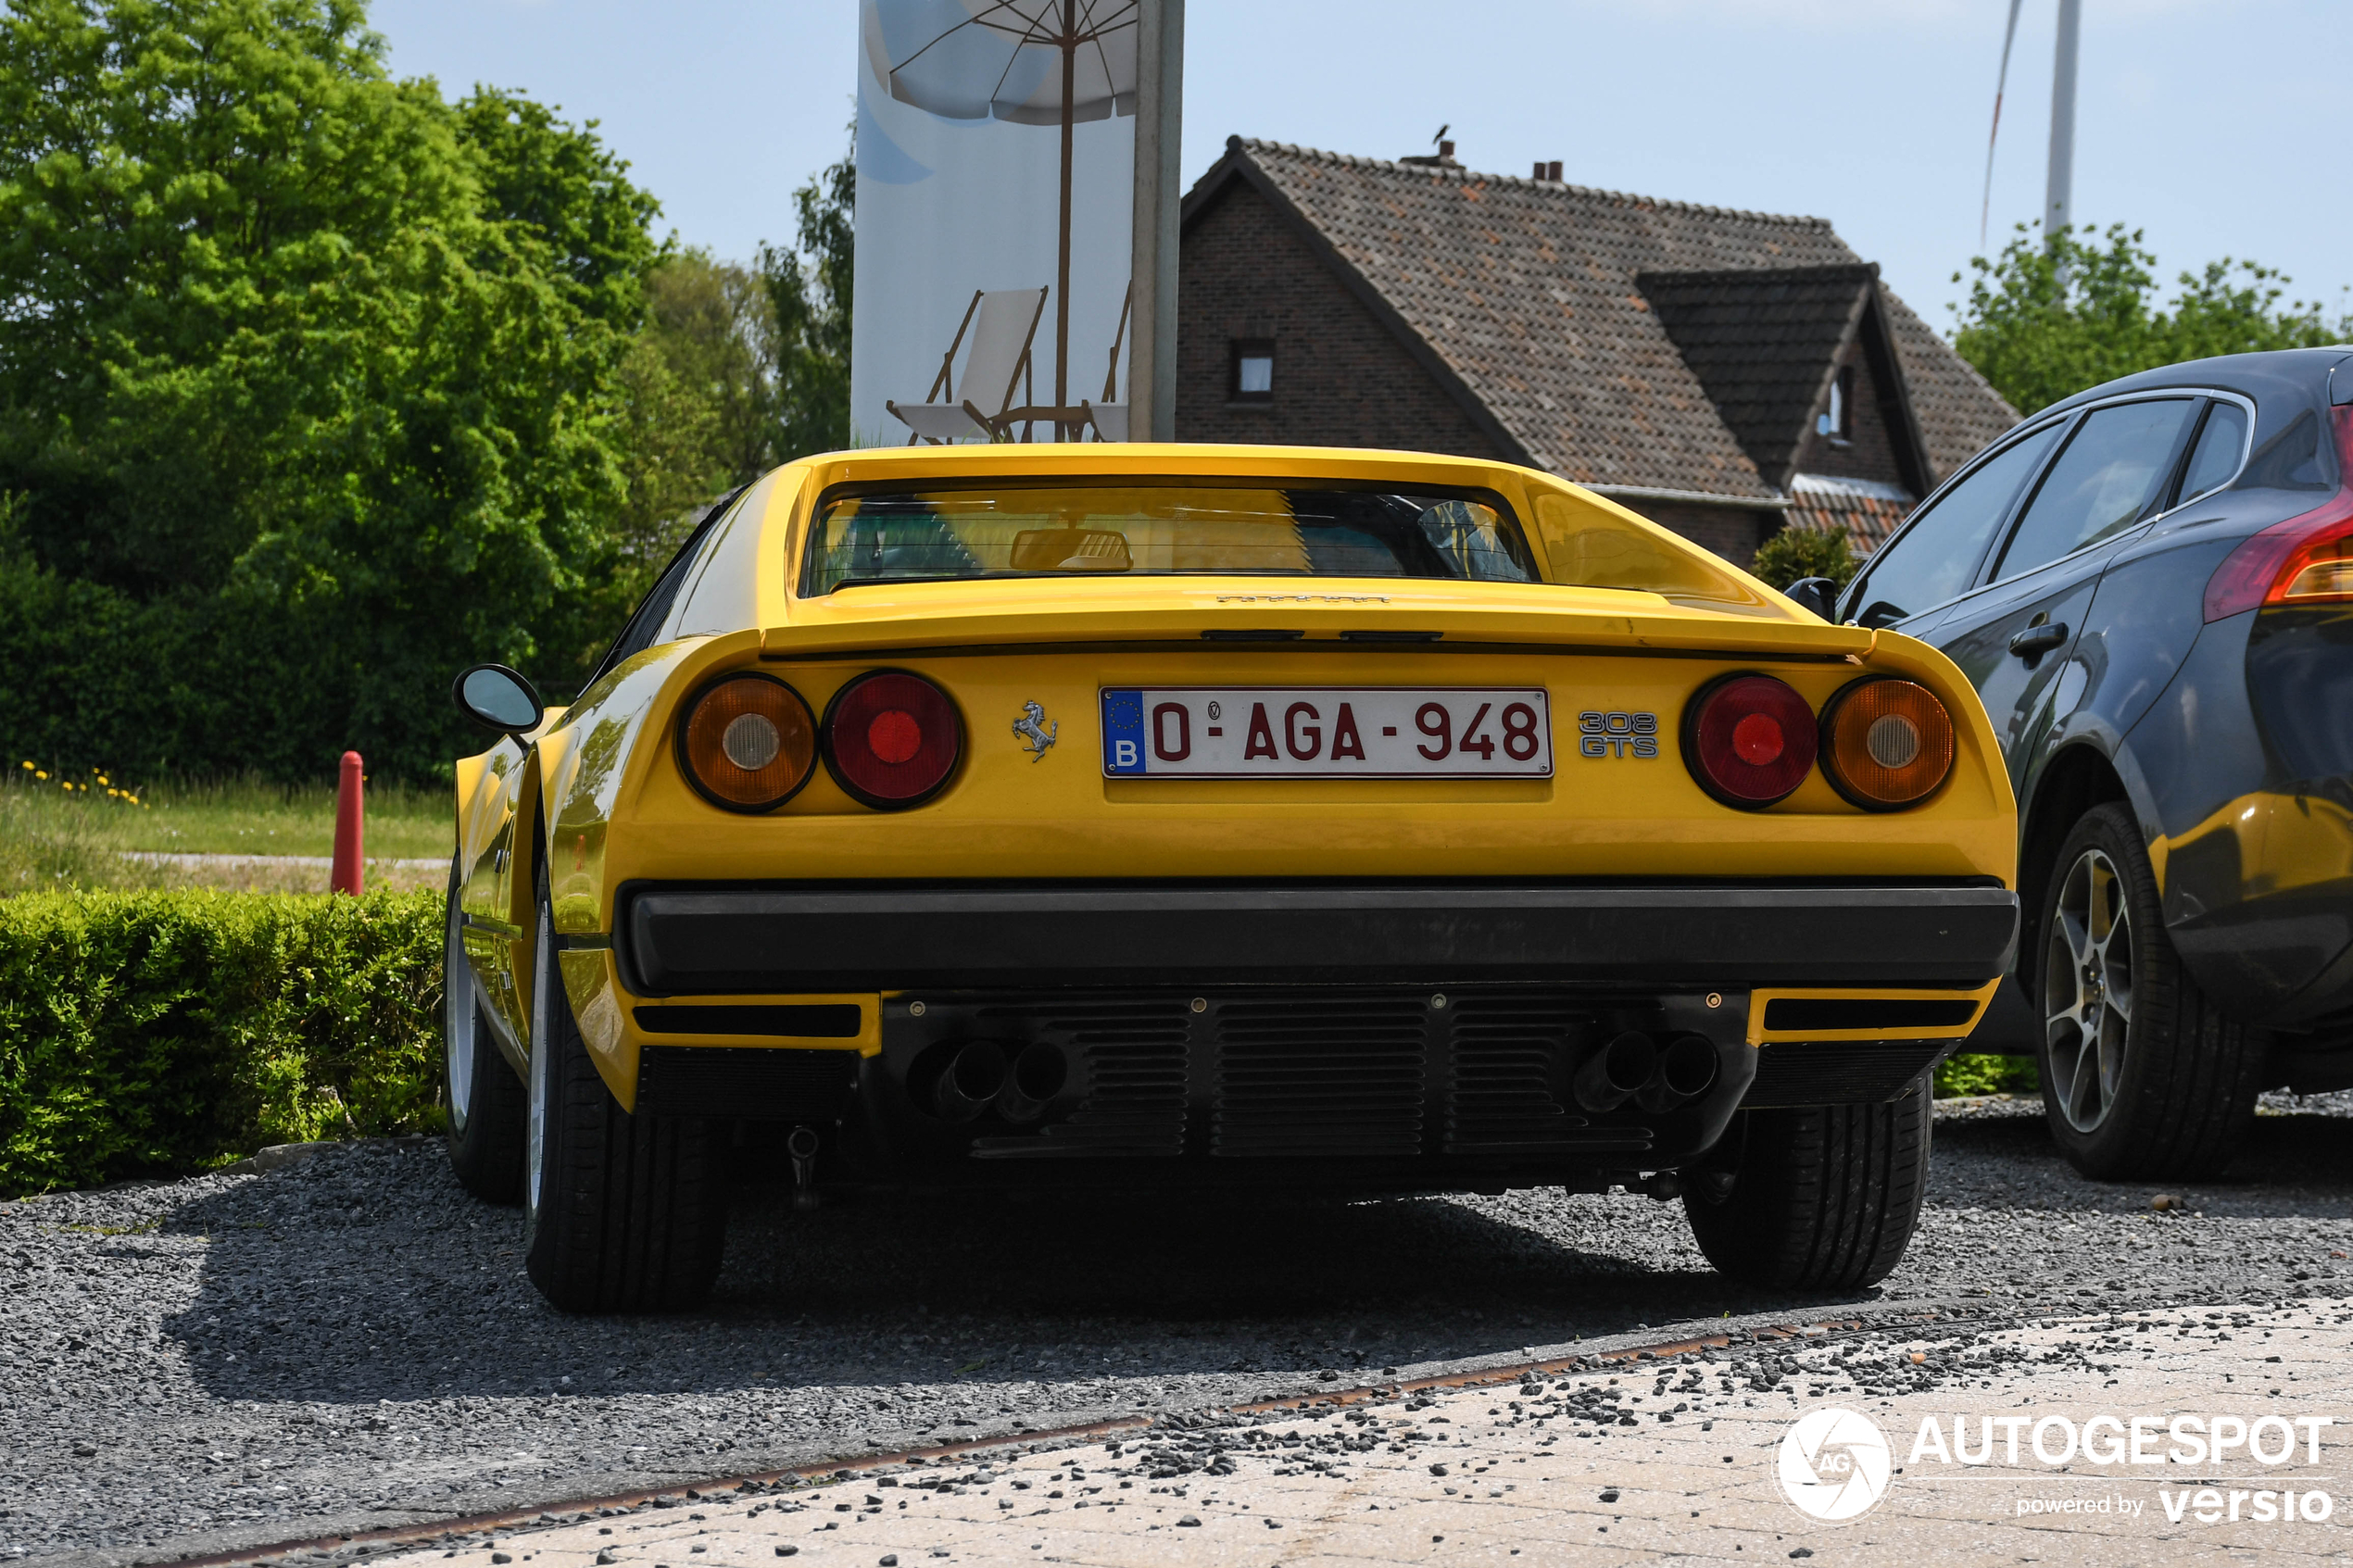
left=887, top=287, right=1047, bottom=444
left=1082, top=283, right=1134, bottom=442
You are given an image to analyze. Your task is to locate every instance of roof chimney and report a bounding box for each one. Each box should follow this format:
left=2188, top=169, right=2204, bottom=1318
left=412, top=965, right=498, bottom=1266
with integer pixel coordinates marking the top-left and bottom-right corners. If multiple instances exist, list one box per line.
left=1402, top=139, right=1462, bottom=169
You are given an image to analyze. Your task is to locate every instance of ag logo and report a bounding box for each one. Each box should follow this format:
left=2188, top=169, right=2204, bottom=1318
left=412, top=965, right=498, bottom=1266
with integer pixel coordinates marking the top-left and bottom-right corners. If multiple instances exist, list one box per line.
left=1778, top=1407, right=1893, bottom=1522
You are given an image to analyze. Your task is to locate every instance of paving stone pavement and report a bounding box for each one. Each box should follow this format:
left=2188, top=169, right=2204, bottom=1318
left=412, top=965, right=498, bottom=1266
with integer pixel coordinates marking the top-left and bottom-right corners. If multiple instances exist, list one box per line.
left=364, top=1298, right=2353, bottom=1568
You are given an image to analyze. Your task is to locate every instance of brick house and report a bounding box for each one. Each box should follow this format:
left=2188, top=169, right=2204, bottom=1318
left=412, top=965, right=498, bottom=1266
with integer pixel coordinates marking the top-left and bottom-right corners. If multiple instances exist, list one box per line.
left=1176, top=138, right=2020, bottom=566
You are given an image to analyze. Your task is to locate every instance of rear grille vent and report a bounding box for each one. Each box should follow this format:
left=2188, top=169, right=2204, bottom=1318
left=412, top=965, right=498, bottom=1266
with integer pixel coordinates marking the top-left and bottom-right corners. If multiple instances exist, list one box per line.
left=975, top=998, right=1189, bottom=1158
left=1211, top=997, right=1429, bottom=1157
left=925, top=989, right=1672, bottom=1161
left=1442, top=993, right=1592, bottom=1153
left=1762, top=997, right=1981, bottom=1033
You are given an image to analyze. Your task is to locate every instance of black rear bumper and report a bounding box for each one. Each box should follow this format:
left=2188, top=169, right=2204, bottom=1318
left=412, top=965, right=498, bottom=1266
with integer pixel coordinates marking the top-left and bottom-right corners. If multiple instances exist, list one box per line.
left=618, top=880, right=2018, bottom=996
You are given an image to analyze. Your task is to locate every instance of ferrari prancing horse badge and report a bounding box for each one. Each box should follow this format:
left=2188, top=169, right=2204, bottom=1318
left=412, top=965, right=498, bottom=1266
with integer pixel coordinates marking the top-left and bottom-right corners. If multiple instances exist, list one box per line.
left=1013, top=700, right=1057, bottom=760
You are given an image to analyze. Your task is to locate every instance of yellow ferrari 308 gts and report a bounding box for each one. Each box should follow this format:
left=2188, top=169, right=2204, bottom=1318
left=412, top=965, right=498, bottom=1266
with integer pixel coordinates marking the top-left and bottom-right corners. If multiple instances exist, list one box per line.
left=442, top=443, right=2018, bottom=1312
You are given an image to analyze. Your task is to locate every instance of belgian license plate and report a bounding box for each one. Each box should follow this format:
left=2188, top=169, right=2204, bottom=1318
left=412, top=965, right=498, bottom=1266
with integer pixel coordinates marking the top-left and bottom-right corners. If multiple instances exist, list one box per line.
left=1100, top=687, right=1553, bottom=778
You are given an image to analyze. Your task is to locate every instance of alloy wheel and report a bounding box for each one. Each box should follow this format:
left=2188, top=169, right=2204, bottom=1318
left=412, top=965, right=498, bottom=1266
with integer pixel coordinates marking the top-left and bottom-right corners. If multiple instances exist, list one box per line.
left=2042, top=847, right=2136, bottom=1133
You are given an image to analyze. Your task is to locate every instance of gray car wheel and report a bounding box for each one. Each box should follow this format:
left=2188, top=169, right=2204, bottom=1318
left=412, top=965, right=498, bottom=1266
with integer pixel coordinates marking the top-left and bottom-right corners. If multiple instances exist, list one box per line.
left=2033, top=804, right=2264, bottom=1180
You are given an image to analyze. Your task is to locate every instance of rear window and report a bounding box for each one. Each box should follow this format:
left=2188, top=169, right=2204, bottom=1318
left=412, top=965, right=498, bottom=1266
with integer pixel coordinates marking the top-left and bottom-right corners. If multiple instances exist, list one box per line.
left=799, top=483, right=1539, bottom=596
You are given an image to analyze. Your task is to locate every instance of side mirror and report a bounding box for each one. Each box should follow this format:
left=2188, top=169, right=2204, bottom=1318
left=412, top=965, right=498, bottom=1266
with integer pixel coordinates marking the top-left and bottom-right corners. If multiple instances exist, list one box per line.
left=1783, top=576, right=1840, bottom=621
left=452, top=664, right=546, bottom=739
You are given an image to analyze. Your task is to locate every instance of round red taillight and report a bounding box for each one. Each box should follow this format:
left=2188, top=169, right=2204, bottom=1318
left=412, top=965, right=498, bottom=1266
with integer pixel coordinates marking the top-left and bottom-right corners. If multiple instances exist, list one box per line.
left=824, top=671, right=963, bottom=808
left=676, top=673, right=817, bottom=812
left=1682, top=673, right=1818, bottom=808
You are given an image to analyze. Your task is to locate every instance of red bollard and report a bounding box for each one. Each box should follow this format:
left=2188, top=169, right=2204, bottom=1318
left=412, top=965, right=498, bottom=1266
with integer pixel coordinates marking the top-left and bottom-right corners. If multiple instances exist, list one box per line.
left=330, top=750, right=365, bottom=896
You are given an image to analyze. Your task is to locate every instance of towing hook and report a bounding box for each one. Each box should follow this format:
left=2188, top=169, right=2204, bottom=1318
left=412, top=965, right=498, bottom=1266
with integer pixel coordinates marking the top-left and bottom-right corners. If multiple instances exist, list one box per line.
left=786, top=1124, right=822, bottom=1211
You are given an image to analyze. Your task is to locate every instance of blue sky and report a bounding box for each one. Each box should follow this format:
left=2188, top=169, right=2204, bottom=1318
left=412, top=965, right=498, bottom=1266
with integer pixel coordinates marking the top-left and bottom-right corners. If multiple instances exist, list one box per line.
left=373, top=0, right=2352, bottom=335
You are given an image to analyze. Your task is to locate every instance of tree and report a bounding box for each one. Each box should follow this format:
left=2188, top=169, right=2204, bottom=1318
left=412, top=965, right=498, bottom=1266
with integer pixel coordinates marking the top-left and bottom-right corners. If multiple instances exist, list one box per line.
left=1952, top=223, right=2350, bottom=414
left=612, top=251, right=779, bottom=579
left=1750, top=524, right=1858, bottom=592
left=0, top=0, right=663, bottom=780
left=761, top=139, right=854, bottom=458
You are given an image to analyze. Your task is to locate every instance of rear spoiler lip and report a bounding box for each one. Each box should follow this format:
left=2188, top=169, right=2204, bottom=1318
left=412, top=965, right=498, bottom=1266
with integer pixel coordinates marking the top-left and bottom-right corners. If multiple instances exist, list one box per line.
left=756, top=634, right=1869, bottom=665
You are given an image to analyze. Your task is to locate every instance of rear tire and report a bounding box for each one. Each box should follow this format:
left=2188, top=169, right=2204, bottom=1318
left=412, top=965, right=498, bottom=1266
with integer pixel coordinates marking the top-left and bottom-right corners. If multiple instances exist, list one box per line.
left=1682, top=1088, right=1931, bottom=1291
left=2034, top=803, right=2264, bottom=1180
left=444, top=860, right=524, bottom=1204
left=523, top=854, right=727, bottom=1312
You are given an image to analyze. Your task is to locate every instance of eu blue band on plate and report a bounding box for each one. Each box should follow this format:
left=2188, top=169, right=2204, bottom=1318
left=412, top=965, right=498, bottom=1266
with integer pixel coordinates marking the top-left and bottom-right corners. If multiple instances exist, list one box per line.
left=1101, top=688, right=1147, bottom=774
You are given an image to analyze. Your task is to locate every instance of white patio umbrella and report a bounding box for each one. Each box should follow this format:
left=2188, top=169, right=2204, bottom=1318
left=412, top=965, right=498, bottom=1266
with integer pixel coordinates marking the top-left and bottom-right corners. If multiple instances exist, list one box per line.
left=865, top=0, right=1139, bottom=433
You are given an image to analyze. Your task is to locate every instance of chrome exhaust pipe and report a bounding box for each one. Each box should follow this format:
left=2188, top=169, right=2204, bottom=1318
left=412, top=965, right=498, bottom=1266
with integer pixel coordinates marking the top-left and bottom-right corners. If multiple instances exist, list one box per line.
left=931, top=1042, right=1007, bottom=1122
left=1637, top=1034, right=1721, bottom=1113
left=1574, top=1030, right=1658, bottom=1111
left=996, top=1043, right=1069, bottom=1123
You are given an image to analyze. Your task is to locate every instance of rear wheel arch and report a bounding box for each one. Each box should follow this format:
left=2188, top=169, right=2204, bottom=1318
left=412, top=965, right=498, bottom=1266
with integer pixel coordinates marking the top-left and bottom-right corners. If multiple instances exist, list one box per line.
left=2018, top=743, right=2133, bottom=990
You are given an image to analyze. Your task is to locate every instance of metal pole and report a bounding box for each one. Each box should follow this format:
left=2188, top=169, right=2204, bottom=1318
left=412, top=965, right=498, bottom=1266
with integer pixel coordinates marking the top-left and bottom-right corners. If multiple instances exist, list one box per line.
left=1127, top=0, right=1184, bottom=443
left=1054, top=1, right=1076, bottom=438
left=2045, top=0, right=2080, bottom=247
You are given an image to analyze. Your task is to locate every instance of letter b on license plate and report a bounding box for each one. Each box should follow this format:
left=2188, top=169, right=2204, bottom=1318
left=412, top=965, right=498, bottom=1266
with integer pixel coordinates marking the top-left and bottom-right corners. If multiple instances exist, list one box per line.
left=1101, top=687, right=1552, bottom=778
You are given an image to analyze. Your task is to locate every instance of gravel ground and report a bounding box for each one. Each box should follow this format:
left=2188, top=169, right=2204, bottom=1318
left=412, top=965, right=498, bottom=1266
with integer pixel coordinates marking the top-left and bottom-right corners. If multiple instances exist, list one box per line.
left=7, top=1093, right=2352, bottom=1566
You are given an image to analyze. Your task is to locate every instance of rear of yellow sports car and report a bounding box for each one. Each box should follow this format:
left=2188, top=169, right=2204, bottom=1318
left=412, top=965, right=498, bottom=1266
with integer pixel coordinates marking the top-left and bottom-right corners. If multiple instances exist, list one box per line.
left=450, top=445, right=2017, bottom=1311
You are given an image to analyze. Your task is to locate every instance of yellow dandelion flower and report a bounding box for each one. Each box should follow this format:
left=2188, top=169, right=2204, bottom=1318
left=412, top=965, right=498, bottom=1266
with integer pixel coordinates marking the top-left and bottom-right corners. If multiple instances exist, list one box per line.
left=34, top=770, right=46, bottom=780
left=97, top=775, right=110, bottom=786
left=19, top=760, right=30, bottom=771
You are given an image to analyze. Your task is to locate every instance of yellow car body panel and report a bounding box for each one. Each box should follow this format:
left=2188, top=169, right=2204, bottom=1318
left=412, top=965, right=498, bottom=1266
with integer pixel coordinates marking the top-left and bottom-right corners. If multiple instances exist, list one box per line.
left=459, top=445, right=2018, bottom=1136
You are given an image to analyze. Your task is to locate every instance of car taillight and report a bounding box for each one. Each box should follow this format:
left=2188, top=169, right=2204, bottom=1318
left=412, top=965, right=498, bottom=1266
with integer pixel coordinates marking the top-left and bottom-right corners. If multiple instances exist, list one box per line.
left=2204, top=405, right=2353, bottom=620
left=1682, top=673, right=1817, bottom=808
left=677, top=673, right=817, bottom=811
left=1819, top=678, right=1956, bottom=809
left=824, top=671, right=963, bottom=809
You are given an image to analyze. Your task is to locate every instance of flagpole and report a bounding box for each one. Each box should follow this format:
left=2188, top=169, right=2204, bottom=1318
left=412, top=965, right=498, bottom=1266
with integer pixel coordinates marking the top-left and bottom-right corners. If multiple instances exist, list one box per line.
left=2045, top=0, right=2080, bottom=248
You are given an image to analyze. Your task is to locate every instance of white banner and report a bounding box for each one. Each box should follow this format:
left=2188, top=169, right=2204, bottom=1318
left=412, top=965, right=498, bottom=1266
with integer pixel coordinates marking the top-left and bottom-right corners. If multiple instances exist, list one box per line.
left=850, top=0, right=1149, bottom=447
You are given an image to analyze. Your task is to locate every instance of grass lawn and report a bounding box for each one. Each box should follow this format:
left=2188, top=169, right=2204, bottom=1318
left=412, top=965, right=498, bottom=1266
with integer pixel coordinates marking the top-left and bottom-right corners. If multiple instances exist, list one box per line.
left=3, top=765, right=454, bottom=894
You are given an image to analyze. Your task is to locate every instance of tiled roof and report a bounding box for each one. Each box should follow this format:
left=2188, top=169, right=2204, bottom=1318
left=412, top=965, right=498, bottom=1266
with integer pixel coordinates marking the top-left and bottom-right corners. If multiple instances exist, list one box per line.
left=1637, top=265, right=1878, bottom=491
left=1878, top=291, right=2022, bottom=480
left=1784, top=483, right=1914, bottom=555
left=1201, top=140, right=2019, bottom=502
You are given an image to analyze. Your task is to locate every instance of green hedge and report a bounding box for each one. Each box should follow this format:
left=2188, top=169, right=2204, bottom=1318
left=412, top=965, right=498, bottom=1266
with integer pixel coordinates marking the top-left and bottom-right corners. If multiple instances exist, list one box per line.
left=1934, top=1052, right=2042, bottom=1098
left=0, top=889, right=443, bottom=1197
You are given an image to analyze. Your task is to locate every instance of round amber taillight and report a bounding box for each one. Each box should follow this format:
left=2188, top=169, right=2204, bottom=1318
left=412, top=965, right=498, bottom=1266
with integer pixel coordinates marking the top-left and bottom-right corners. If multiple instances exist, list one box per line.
left=677, top=673, right=817, bottom=812
left=1681, top=673, right=1818, bottom=809
left=823, top=671, right=963, bottom=809
left=1820, top=678, right=1956, bottom=809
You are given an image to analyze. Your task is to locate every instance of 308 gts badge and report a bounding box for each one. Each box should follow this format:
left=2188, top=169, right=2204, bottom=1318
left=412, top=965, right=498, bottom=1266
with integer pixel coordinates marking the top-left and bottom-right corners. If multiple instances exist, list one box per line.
left=1013, top=700, right=1058, bottom=760
left=1579, top=710, right=1659, bottom=759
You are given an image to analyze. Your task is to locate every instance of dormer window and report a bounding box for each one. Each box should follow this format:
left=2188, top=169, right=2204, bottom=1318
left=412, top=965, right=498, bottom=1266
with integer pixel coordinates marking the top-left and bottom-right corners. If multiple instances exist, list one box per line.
left=1818, top=365, right=1855, bottom=442
left=1230, top=340, right=1275, bottom=404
